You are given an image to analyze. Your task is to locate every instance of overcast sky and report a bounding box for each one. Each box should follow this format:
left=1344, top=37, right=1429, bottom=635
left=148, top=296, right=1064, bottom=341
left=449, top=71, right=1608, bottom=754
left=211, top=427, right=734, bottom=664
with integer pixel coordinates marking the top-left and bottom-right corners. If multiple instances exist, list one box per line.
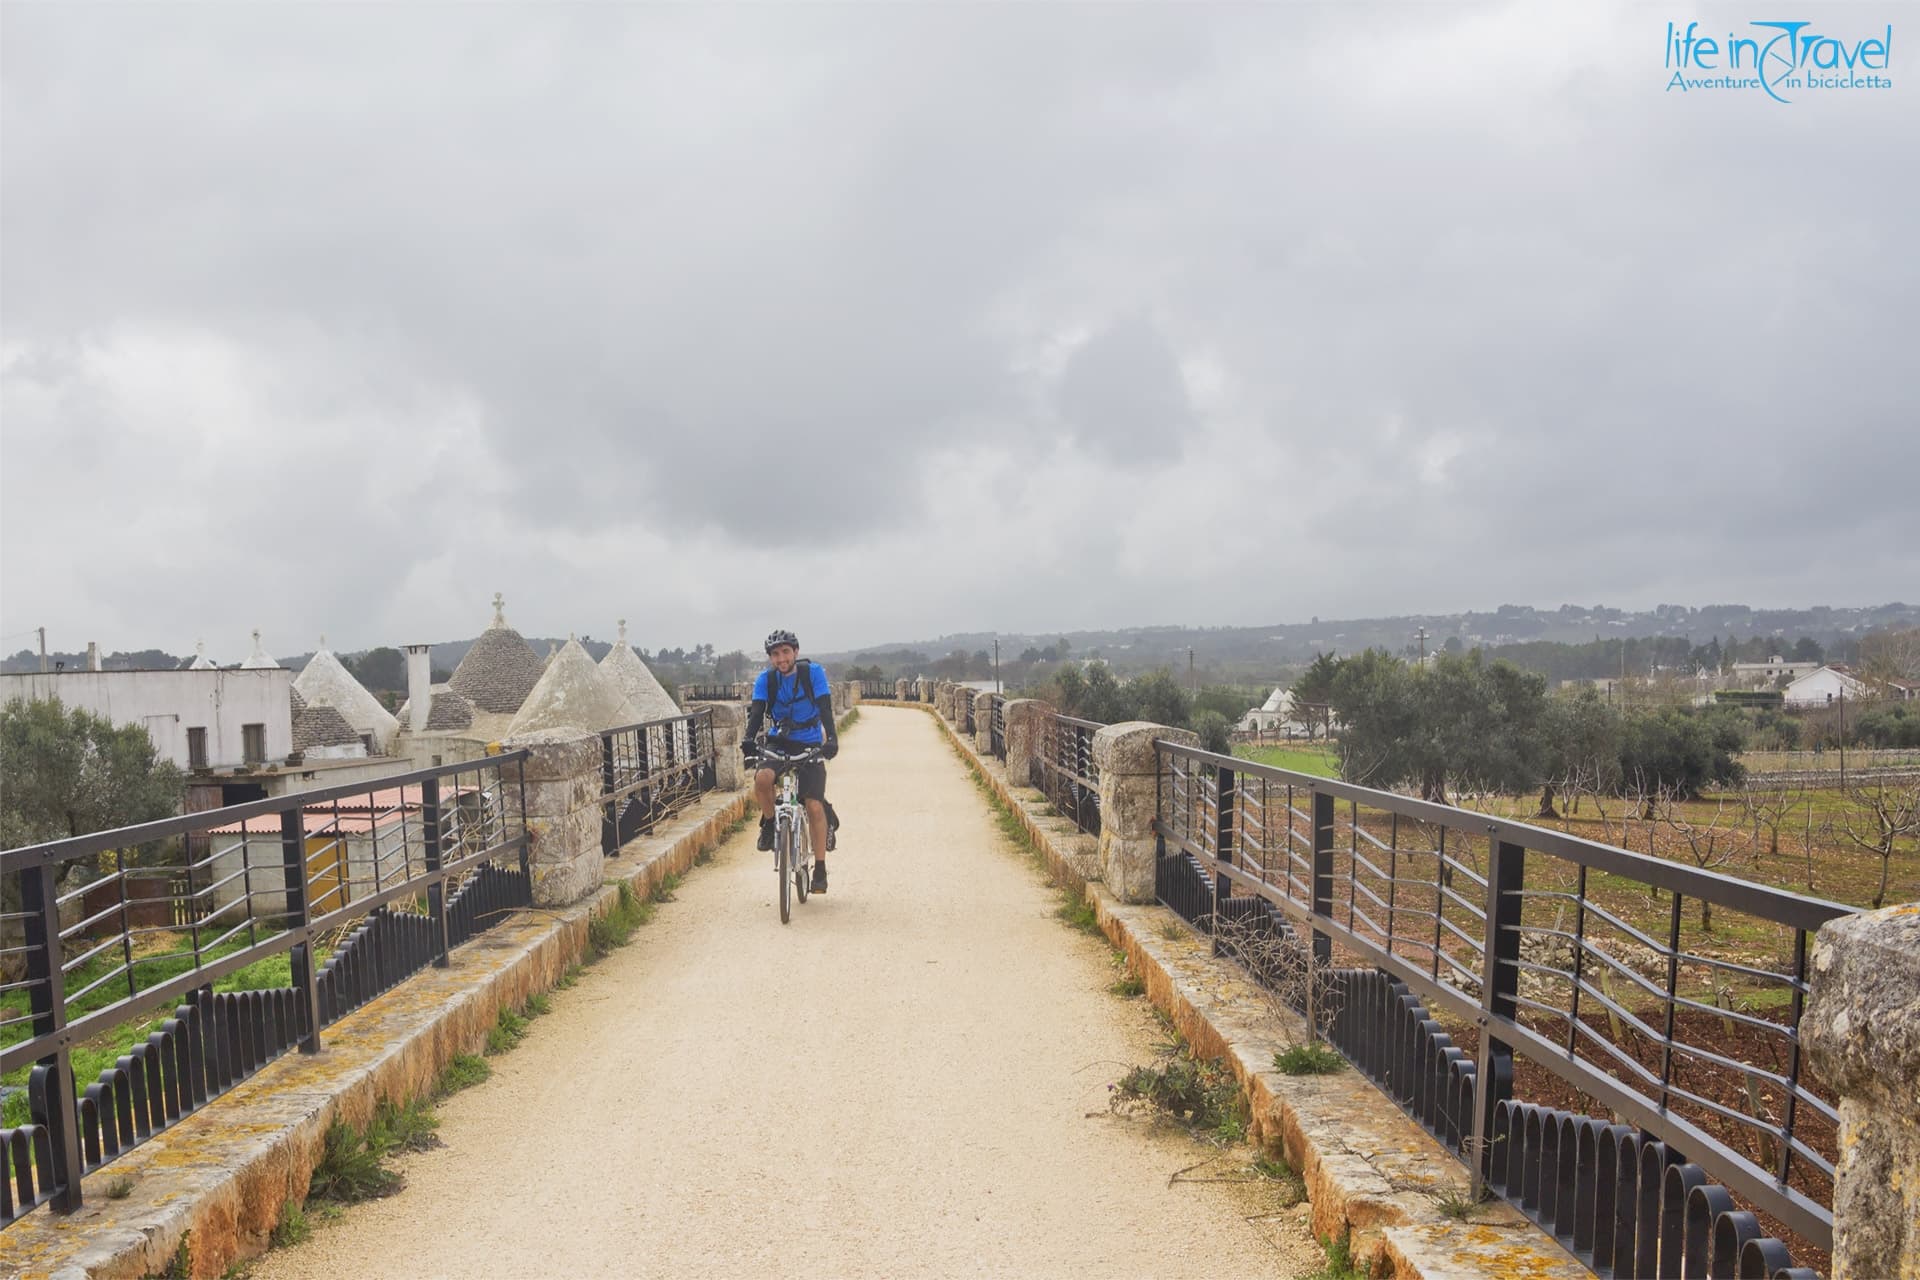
left=3, top=3, right=1913, bottom=660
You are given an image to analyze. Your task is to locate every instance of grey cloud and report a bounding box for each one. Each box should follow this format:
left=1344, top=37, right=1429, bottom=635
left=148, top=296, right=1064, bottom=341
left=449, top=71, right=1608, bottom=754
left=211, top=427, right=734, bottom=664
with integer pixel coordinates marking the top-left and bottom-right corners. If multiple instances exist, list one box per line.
left=2, top=2, right=1914, bottom=654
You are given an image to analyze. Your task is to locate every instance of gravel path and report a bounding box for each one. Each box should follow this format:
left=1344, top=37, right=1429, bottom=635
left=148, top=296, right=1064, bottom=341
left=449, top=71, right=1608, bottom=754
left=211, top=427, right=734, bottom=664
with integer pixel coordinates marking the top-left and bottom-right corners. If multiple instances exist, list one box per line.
left=253, top=706, right=1319, bottom=1279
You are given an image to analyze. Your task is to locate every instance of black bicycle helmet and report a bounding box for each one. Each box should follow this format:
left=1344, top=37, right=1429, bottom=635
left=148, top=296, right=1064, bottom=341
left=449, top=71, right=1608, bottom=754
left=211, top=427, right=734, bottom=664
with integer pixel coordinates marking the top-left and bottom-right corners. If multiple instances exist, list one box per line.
left=764, top=628, right=799, bottom=653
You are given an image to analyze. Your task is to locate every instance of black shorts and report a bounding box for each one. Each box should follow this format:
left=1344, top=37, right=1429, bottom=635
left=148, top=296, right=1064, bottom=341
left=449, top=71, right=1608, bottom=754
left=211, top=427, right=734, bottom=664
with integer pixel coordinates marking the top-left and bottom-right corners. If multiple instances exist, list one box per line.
left=762, top=756, right=827, bottom=805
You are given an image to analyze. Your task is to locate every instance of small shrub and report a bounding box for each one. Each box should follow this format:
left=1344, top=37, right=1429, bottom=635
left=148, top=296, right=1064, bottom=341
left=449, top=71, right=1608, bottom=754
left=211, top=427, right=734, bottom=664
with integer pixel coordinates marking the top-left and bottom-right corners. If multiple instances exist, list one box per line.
left=1113, top=1055, right=1246, bottom=1143
left=1158, top=920, right=1187, bottom=942
left=165, top=1232, right=194, bottom=1280
left=1305, top=1228, right=1368, bottom=1280
left=650, top=872, right=682, bottom=904
left=525, top=992, right=551, bottom=1017
left=1274, top=1042, right=1345, bottom=1076
left=1109, top=973, right=1146, bottom=998
left=555, top=964, right=582, bottom=990
left=436, top=1053, right=491, bottom=1097
left=104, top=1175, right=134, bottom=1200
left=308, top=1121, right=399, bottom=1203
left=271, top=1201, right=311, bottom=1248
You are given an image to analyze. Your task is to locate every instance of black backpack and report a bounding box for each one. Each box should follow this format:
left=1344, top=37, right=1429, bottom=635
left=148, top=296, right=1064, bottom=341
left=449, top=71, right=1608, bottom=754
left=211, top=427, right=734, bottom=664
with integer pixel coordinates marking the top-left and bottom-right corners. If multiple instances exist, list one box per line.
left=764, top=659, right=820, bottom=735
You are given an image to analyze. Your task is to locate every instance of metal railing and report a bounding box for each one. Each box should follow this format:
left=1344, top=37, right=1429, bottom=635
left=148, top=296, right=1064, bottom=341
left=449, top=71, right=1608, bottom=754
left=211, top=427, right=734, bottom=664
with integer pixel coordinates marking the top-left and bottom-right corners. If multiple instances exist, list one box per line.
left=988, top=694, right=1007, bottom=761
left=1032, top=714, right=1102, bottom=837
left=856, top=680, right=895, bottom=699
left=682, top=684, right=746, bottom=702
left=1153, top=742, right=1848, bottom=1278
left=1, top=753, right=531, bottom=1225
left=600, top=710, right=718, bottom=855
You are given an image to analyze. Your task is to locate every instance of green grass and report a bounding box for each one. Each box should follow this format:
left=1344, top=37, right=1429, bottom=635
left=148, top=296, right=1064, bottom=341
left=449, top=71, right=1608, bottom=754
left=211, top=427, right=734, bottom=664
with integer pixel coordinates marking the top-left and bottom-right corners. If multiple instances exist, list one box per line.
left=1109, top=973, right=1146, bottom=998
left=104, top=1175, right=134, bottom=1200
left=1430, top=1184, right=1492, bottom=1220
left=1055, top=887, right=1101, bottom=936
left=1275, top=1042, right=1345, bottom=1076
left=433, top=1053, right=490, bottom=1098
left=524, top=991, right=551, bottom=1017
left=649, top=871, right=683, bottom=904
left=554, top=963, right=583, bottom=990
left=1303, top=1229, right=1368, bottom=1280
left=485, top=1006, right=529, bottom=1055
left=166, top=1231, right=195, bottom=1280
left=1158, top=920, right=1188, bottom=942
left=586, top=881, right=652, bottom=958
left=270, top=1201, right=311, bottom=1248
left=1234, top=744, right=1340, bottom=779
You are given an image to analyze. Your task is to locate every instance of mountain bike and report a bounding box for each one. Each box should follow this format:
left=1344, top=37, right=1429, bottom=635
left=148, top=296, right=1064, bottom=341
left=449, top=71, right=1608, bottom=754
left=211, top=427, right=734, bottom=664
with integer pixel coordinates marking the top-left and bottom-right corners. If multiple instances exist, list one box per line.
left=759, top=744, right=824, bottom=924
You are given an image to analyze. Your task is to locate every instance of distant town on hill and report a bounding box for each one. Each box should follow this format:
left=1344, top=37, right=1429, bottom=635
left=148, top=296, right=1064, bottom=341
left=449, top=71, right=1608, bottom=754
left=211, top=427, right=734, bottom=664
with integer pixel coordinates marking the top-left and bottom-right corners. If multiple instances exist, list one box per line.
left=8, top=601, right=1917, bottom=689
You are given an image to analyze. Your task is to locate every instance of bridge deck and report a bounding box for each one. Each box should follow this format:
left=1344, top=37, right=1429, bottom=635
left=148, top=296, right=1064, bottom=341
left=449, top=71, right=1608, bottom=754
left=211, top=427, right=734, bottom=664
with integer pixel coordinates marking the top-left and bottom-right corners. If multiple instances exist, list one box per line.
left=251, top=705, right=1315, bottom=1278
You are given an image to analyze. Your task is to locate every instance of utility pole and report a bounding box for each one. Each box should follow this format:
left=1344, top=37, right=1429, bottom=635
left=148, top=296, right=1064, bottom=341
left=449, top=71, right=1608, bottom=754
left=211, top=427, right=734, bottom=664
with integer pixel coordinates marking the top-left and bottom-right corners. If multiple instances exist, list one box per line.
left=1838, top=689, right=1847, bottom=790
left=1415, top=626, right=1428, bottom=662
left=38, top=626, right=48, bottom=673
left=1188, top=646, right=1195, bottom=691
left=993, top=639, right=1001, bottom=694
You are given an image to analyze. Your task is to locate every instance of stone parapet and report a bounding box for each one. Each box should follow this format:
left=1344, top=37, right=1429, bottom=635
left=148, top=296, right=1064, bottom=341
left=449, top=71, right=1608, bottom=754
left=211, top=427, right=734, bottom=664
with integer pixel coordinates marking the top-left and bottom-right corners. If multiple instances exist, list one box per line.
left=1804, top=902, right=1920, bottom=1280
left=895, top=678, right=911, bottom=701
left=704, top=702, right=747, bottom=791
left=1002, top=699, right=1045, bottom=790
left=502, top=729, right=604, bottom=907
left=973, top=692, right=995, bottom=753
left=1093, top=720, right=1197, bottom=903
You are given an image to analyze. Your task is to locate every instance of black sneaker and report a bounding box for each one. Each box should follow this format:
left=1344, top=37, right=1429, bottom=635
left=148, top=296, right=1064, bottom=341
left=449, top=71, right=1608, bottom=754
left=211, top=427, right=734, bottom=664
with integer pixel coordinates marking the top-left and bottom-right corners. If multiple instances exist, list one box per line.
left=756, top=818, right=775, bottom=852
left=826, top=827, right=837, bottom=853
left=811, top=863, right=828, bottom=893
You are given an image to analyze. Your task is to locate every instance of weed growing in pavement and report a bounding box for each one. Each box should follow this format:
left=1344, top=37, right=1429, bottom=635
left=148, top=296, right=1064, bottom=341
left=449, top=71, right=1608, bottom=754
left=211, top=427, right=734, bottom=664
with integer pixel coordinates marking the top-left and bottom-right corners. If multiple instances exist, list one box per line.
left=555, top=963, right=583, bottom=990
left=104, top=1175, right=133, bottom=1200
left=486, top=1005, right=529, bottom=1055
left=1253, top=1151, right=1309, bottom=1205
left=524, top=992, right=551, bottom=1017
left=165, top=1233, right=194, bottom=1280
left=435, top=1053, right=491, bottom=1098
left=1303, top=1228, right=1376, bottom=1280
left=270, top=1201, right=311, bottom=1248
left=1274, top=1042, right=1345, bottom=1076
left=650, top=871, right=682, bottom=904
left=1055, top=885, right=1101, bottom=936
left=308, top=1121, right=401, bottom=1203
left=1112, top=1054, right=1248, bottom=1144
left=1429, top=1184, right=1493, bottom=1220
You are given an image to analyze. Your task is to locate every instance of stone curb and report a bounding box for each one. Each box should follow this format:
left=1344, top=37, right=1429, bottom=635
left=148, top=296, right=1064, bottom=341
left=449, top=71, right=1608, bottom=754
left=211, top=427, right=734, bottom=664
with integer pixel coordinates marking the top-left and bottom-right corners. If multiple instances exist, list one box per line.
left=3, top=790, right=752, bottom=1280
left=897, top=700, right=1585, bottom=1280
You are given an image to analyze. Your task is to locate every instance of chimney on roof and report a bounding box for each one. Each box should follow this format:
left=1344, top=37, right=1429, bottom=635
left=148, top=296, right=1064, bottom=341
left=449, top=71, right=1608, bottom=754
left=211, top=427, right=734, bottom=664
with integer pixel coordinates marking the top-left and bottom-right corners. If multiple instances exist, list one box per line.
left=404, top=644, right=432, bottom=733
left=87, top=641, right=101, bottom=671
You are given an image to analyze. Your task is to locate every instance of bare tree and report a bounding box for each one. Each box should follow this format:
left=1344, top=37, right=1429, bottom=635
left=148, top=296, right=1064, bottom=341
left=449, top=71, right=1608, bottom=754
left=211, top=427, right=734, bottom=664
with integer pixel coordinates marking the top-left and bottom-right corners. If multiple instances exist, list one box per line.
left=1837, top=780, right=1920, bottom=909
left=1858, top=626, right=1920, bottom=689
left=1209, top=910, right=1343, bottom=1048
left=1650, top=788, right=1754, bottom=930
left=1738, top=784, right=1797, bottom=864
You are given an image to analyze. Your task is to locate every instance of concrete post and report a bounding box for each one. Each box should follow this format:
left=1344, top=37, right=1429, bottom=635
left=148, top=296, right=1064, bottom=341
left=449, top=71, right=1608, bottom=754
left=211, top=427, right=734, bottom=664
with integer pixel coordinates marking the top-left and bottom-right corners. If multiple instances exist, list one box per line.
left=503, top=729, right=604, bottom=907
left=916, top=677, right=932, bottom=704
left=705, top=703, right=746, bottom=791
left=1002, top=699, right=1045, bottom=790
left=945, top=683, right=962, bottom=722
left=1092, top=720, right=1196, bottom=904
left=973, top=691, right=995, bottom=753
left=895, top=678, right=911, bottom=701
left=1803, top=903, right=1920, bottom=1280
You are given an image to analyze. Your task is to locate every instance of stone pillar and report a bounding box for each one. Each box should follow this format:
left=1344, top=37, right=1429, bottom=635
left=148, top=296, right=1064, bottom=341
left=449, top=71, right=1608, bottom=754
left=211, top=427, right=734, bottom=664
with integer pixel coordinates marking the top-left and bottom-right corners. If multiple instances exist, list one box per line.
left=916, top=677, right=931, bottom=704
left=848, top=682, right=861, bottom=707
left=503, top=729, right=604, bottom=907
left=1003, top=699, right=1045, bottom=790
left=973, top=692, right=995, bottom=753
left=705, top=703, right=746, bottom=791
left=1804, top=903, right=1920, bottom=1280
left=895, top=678, right=910, bottom=701
left=945, top=683, right=962, bottom=722
left=1092, top=721, right=1196, bottom=904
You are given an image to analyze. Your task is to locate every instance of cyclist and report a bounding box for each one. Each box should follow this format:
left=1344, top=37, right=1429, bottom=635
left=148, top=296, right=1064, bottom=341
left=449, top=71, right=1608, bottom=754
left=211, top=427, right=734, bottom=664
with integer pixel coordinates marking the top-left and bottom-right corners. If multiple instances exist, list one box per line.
left=742, top=629, right=839, bottom=891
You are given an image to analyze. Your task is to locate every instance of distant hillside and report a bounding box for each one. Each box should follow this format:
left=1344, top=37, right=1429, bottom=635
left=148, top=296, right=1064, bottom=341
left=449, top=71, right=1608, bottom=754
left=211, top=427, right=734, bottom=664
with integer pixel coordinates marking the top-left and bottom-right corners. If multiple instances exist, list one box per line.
left=815, top=601, right=1920, bottom=683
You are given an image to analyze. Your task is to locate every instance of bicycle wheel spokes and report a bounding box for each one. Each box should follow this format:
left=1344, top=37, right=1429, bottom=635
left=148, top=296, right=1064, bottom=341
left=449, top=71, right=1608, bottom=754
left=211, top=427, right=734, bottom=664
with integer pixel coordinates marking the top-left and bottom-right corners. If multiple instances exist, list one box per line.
left=777, top=816, right=792, bottom=925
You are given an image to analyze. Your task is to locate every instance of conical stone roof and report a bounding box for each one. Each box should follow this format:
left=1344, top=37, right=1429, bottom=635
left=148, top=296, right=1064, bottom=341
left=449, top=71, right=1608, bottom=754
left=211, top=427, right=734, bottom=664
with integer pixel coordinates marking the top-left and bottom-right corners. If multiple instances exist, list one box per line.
left=508, top=637, right=640, bottom=737
left=293, top=702, right=362, bottom=751
left=449, top=594, right=544, bottom=715
left=241, top=629, right=281, bottom=670
left=294, top=643, right=399, bottom=751
left=188, top=640, right=216, bottom=670
left=600, top=619, right=682, bottom=722
left=399, top=684, right=476, bottom=733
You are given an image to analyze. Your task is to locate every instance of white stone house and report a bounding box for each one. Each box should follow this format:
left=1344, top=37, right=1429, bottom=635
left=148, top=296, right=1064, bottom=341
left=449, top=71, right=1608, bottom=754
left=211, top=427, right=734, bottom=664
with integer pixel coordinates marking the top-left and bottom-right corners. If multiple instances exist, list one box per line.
left=1784, top=665, right=1874, bottom=709
left=2, top=665, right=294, bottom=772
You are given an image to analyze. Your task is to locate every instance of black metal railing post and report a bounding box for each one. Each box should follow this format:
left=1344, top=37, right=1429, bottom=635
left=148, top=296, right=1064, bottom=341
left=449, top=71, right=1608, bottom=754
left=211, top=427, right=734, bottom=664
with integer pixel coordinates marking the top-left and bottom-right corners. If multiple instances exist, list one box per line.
left=601, top=734, right=618, bottom=857
left=1470, top=835, right=1524, bottom=1196
left=1310, top=790, right=1335, bottom=966
left=279, top=808, right=322, bottom=1053
left=1212, top=763, right=1235, bottom=945
left=22, top=862, right=85, bottom=1212
left=421, top=777, right=450, bottom=968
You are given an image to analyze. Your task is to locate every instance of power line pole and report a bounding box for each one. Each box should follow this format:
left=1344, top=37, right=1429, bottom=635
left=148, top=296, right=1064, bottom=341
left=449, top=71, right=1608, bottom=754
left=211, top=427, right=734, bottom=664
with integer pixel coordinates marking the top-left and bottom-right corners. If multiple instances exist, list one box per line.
left=38, top=626, right=48, bottom=673
left=1188, top=646, right=1195, bottom=691
left=1415, top=626, right=1428, bottom=662
left=993, top=639, right=1001, bottom=695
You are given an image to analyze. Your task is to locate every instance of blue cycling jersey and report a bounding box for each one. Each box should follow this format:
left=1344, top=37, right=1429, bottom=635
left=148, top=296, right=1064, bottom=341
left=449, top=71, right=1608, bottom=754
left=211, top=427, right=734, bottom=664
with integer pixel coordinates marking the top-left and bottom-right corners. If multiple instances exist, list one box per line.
left=753, top=662, right=831, bottom=745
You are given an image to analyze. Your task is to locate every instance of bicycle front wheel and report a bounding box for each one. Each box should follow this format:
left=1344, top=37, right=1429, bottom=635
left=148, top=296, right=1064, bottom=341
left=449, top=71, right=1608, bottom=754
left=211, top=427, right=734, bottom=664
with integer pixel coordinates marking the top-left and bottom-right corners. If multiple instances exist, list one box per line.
left=777, top=817, right=792, bottom=925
